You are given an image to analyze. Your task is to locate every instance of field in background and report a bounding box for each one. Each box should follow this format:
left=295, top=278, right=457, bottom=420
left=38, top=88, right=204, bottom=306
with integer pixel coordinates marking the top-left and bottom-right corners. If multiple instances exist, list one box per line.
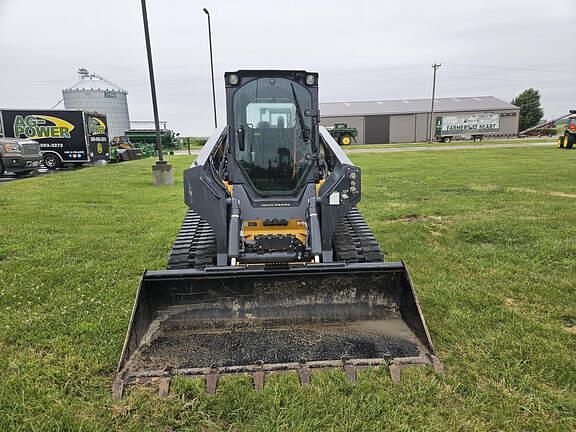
left=175, top=137, right=208, bottom=150
left=0, top=147, right=575, bottom=431
left=347, top=136, right=556, bottom=149
left=174, top=136, right=557, bottom=151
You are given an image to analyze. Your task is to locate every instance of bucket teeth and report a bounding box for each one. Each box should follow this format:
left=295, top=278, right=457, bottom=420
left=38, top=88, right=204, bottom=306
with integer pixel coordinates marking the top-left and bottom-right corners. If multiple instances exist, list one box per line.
left=206, top=371, right=219, bottom=395
left=158, top=377, right=171, bottom=398
left=298, top=367, right=311, bottom=386
left=253, top=371, right=265, bottom=392
left=430, top=355, right=445, bottom=374
left=344, top=364, right=357, bottom=384
left=113, top=355, right=444, bottom=397
left=389, top=361, right=402, bottom=383
left=112, top=377, right=124, bottom=401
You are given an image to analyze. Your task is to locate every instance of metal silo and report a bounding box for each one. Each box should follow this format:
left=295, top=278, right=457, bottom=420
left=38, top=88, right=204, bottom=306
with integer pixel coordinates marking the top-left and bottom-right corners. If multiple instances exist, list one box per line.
left=63, top=68, right=130, bottom=138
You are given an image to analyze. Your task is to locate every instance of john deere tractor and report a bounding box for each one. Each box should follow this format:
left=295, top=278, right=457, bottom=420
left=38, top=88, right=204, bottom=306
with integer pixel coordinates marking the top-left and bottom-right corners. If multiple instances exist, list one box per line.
left=558, top=111, right=576, bottom=149
left=327, top=123, right=358, bottom=145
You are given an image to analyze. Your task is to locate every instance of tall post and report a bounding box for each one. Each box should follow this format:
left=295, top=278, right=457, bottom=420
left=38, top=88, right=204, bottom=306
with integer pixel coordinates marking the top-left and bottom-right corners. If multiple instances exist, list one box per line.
left=203, top=8, right=217, bottom=129
left=141, top=0, right=173, bottom=185
left=428, top=63, right=441, bottom=142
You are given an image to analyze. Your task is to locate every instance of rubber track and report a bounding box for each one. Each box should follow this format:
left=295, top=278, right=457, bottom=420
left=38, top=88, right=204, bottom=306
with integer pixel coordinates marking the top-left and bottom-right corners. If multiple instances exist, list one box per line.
left=167, top=207, right=383, bottom=269
left=167, top=210, right=216, bottom=269
left=333, top=207, right=384, bottom=263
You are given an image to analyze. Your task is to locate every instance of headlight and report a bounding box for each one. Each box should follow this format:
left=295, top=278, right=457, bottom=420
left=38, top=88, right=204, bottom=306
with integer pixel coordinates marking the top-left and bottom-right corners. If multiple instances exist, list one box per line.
left=4, top=143, right=21, bottom=152
left=305, top=74, right=316, bottom=85
left=228, top=74, right=239, bottom=85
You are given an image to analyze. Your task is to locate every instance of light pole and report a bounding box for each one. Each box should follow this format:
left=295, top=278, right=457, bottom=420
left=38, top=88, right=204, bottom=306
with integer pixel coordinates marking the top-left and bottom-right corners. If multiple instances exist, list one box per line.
left=428, top=63, right=441, bottom=142
left=140, top=0, right=173, bottom=185
left=203, top=8, right=217, bottom=129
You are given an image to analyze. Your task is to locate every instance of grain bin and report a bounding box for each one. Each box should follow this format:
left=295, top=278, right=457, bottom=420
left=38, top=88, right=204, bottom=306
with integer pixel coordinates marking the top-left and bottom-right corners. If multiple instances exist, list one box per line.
left=63, top=68, right=130, bottom=138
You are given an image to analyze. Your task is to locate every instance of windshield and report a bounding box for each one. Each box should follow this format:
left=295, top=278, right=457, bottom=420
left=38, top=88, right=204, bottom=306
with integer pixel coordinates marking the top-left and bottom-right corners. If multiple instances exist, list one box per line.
left=233, top=77, right=313, bottom=195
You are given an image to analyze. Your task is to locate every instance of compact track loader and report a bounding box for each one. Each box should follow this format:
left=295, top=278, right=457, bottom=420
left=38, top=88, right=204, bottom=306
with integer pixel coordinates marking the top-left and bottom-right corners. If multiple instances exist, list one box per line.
left=113, top=70, right=442, bottom=399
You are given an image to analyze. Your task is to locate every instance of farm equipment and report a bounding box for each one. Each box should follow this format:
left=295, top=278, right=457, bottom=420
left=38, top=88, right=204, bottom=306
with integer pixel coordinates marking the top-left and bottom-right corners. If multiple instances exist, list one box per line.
left=113, top=70, right=442, bottom=399
left=557, top=111, right=576, bottom=149
left=327, top=123, right=358, bottom=145
left=523, top=124, right=556, bottom=138
left=125, top=121, right=179, bottom=155
left=519, top=110, right=576, bottom=147
left=109, top=136, right=143, bottom=162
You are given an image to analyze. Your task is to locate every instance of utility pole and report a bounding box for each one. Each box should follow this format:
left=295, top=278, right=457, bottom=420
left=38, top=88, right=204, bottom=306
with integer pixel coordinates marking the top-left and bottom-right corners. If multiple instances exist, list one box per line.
left=428, top=63, right=441, bottom=142
left=203, top=8, right=217, bottom=129
left=141, top=0, right=173, bottom=185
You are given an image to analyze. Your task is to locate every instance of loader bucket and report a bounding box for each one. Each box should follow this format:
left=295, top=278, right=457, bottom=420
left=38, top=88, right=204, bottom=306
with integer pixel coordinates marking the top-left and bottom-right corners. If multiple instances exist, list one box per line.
left=113, top=262, right=442, bottom=399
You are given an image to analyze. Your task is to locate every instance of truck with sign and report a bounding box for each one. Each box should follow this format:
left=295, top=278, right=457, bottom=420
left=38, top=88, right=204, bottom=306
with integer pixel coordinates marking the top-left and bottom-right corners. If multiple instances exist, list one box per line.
left=0, top=109, right=110, bottom=169
left=435, top=113, right=500, bottom=143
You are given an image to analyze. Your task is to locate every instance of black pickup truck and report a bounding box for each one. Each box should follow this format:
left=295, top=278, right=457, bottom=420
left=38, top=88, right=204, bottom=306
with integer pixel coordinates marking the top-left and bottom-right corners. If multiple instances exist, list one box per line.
left=0, top=137, right=42, bottom=176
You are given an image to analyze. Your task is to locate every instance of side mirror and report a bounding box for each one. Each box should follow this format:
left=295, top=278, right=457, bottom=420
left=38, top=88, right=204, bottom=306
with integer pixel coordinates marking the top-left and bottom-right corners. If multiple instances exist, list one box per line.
left=237, top=126, right=245, bottom=151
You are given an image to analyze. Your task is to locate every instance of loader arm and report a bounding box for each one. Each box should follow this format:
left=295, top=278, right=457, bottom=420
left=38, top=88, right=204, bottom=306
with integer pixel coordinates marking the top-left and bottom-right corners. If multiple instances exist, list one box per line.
left=317, top=126, right=361, bottom=261
left=183, top=125, right=229, bottom=265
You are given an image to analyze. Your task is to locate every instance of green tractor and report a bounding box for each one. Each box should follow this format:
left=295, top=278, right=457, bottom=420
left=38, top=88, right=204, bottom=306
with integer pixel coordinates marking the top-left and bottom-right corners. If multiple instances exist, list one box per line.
left=558, top=111, right=576, bottom=149
left=327, top=123, right=358, bottom=146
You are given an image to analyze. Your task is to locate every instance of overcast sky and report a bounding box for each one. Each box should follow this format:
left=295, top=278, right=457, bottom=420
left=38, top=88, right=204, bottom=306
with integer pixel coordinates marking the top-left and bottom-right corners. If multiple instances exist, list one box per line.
left=0, top=0, right=574, bottom=136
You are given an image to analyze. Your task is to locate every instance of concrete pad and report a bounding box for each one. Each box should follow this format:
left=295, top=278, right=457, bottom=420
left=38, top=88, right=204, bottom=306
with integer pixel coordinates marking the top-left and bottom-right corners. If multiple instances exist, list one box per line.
left=152, top=161, right=173, bottom=186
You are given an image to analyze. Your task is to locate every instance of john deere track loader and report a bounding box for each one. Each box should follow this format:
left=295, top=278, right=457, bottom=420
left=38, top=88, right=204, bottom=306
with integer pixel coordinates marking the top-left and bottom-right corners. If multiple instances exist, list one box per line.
left=114, top=70, right=442, bottom=399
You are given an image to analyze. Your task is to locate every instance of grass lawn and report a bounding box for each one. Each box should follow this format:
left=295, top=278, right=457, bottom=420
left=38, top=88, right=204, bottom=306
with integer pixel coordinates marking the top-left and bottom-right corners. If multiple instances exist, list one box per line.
left=346, top=137, right=556, bottom=150
left=0, top=147, right=575, bottom=431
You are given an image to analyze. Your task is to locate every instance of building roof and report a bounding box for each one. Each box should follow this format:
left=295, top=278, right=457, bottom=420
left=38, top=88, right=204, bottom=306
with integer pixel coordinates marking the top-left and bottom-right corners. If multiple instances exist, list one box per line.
left=320, top=96, right=518, bottom=117
left=63, top=68, right=127, bottom=93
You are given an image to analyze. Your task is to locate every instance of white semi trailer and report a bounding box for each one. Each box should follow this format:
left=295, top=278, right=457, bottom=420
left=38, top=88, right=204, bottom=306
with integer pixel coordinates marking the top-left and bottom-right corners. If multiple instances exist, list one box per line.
left=435, top=113, right=500, bottom=142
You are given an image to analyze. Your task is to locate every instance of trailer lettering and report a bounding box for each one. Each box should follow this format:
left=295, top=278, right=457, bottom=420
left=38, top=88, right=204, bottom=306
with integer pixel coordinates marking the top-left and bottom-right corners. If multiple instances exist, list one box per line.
left=13, top=115, right=74, bottom=139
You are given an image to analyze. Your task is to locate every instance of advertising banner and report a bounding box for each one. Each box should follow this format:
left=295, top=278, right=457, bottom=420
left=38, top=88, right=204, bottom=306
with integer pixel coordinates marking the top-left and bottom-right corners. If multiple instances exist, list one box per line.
left=436, top=113, right=500, bottom=135
left=1, top=110, right=89, bottom=161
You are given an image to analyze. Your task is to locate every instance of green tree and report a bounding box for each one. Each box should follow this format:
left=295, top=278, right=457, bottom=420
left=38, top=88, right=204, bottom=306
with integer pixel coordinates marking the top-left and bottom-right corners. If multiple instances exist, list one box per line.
left=511, top=88, right=544, bottom=131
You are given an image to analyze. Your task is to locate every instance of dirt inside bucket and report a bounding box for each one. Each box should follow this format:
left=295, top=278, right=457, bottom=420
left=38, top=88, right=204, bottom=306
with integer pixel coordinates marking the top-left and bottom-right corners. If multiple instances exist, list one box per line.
left=135, top=318, right=422, bottom=370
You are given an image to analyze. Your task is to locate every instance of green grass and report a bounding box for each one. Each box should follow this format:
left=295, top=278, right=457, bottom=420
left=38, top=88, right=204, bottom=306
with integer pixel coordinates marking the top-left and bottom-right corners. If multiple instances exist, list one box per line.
left=1, top=148, right=575, bottom=431
left=347, top=137, right=556, bottom=149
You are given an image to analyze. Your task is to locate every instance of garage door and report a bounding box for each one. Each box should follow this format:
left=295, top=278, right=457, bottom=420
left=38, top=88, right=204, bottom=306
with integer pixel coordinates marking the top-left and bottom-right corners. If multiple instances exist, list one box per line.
left=365, top=115, right=390, bottom=144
